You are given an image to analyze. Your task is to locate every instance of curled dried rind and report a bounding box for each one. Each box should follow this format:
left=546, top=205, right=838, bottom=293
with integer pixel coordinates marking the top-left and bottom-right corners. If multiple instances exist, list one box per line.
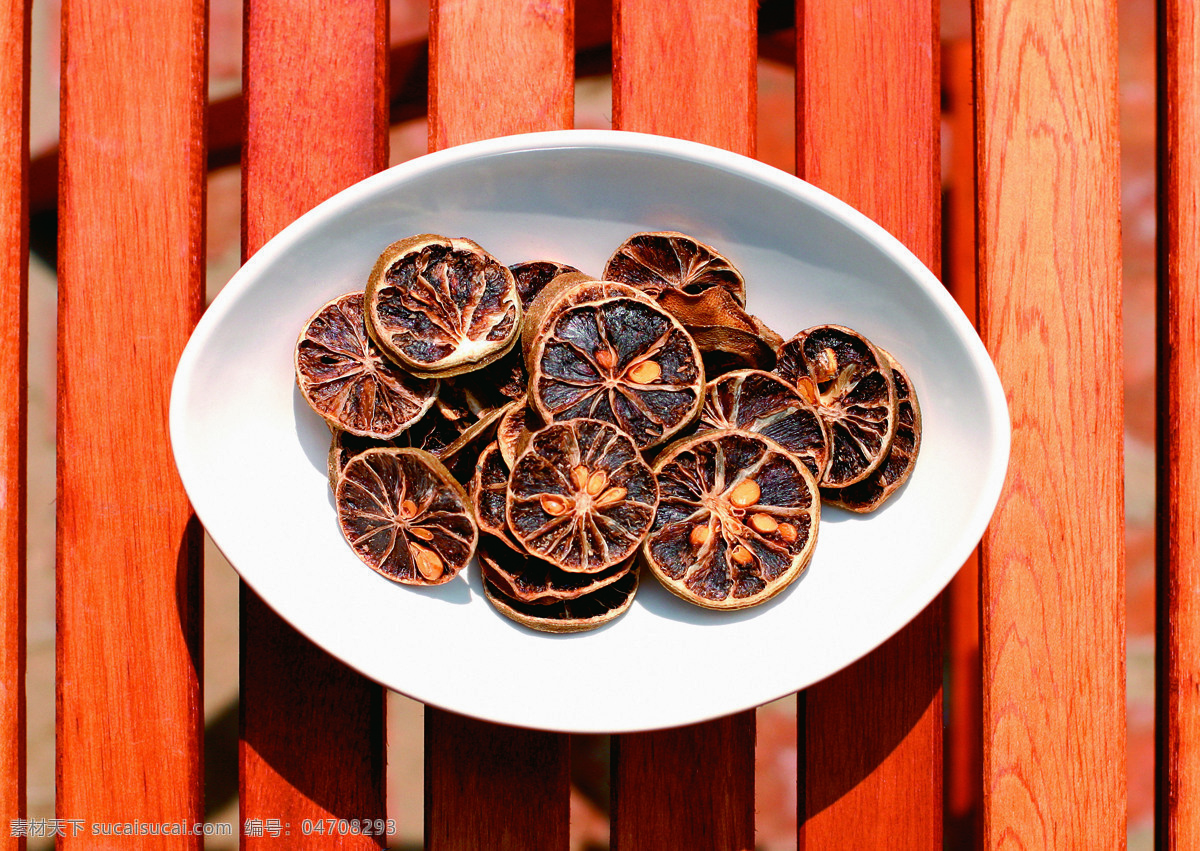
left=644, top=429, right=819, bottom=610
left=821, top=350, right=921, bottom=512
left=699, top=369, right=831, bottom=480
left=655, top=287, right=782, bottom=374
left=483, top=567, right=640, bottom=633
left=479, top=535, right=634, bottom=605
left=773, top=324, right=898, bottom=487
left=527, top=290, right=705, bottom=449
left=365, top=234, right=521, bottom=377
left=506, top=418, right=659, bottom=574
left=603, top=231, right=747, bottom=305
left=296, top=292, right=438, bottom=438
left=335, top=447, right=477, bottom=585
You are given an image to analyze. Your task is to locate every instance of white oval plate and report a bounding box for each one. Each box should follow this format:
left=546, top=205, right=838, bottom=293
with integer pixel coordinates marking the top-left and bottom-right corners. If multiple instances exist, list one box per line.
left=170, top=130, right=1009, bottom=733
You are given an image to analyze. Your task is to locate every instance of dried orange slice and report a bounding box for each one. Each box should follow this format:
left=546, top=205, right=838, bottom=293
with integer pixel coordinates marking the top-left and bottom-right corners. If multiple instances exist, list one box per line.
left=478, top=536, right=634, bottom=605
left=526, top=287, right=705, bottom=449
left=483, top=566, right=640, bottom=634
left=822, top=350, right=921, bottom=512
left=364, top=234, right=521, bottom=377
left=496, top=395, right=539, bottom=469
left=603, top=231, right=747, bottom=305
left=506, top=418, right=658, bottom=574
left=469, top=440, right=521, bottom=547
left=296, top=292, right=438, bottom=438
left=335, top=447, right=477, bottom=585
left=699, top=369, right=831, bottom=480
left=644, top=429, right=819, bottom=610
left=773, top=325, right=897, bottom=487
left=510, top=259, right=582, bottom=308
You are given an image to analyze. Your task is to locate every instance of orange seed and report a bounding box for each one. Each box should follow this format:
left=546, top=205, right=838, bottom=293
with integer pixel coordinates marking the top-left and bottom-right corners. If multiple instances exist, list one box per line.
left=627, top=359, right=662, bottom=384
left=400, top=499, right=419, bottom=519
left=728, top=478, right=761, bottom=508
left=777, top=522, right=798, bottom=542
left=749, top=513, right=778, bottom=534
left=593, top=487, right=627, bottom=508
left=595, top=349, right=616, bottom=369
left=570, top=464, right=590, bottom=491
left=411, top=543, right=444, bottom=581
left=731, top=544, right=755, bottom=565
left=586, top=469, right=609, bottom=495
left=689, top=525, right=711, bottom=547
left=410, top=527, right=434, bottom=541
left=540, top=494, right=571, bottom=515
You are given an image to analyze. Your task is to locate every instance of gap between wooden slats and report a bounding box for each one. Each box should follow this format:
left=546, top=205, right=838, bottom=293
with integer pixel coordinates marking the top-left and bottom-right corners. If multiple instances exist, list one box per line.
left=424, top=1, right=574, bottom=847
left=1158, top=0, right=1200, bottom=845
left=610, top=2, right=757, bottom=848
left=239, top=1, right=388, bottom=845
left=941, top=37, right=984, bottom=851
left=0, top=0, right=28, bottom=842
left=56, top=0, right=206, bottom=844
left=795, top=0, right=943, bottom=846
left=975, top=0, right=1126, bottom=846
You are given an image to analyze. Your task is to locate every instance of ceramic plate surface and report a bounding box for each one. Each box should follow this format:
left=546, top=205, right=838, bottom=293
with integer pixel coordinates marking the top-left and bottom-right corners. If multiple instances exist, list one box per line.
left=170, top=130, right=1009, bottom=733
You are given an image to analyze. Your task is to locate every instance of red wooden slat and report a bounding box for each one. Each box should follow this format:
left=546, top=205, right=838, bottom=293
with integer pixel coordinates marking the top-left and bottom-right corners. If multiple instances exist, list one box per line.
left=794, top=0, right=942, bottom=846
left=941, top=38, right=982, bottom=849
left=0, top=0, right=28, bottom=844
left=425, top=713, right=570, bottom=848
left=56, top=0, right=205, bottom=843
left=975, top=0, right=1126, bottom=846
left=240, top=1, right=389, bottom=844
left=610, top=3, right=756, bottom=847
left=1158, top=0, right=1200, bottom=845
left=424, top=2, right=574, bottom=846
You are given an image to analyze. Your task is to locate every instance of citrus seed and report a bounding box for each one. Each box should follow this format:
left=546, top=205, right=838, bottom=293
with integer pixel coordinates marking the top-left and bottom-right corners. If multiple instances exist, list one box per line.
left=400, top=499, right=419, bottom=519
left=730, top=545, right=755, bottom=565
left=593, top=487, right=627, bottom=508
left=586, top=469, right=609, bottom=496
left=749, top=513, right=778, bottom=534
left=777, top=522, right=798, bottom=542
left=729, top=479, right=761, bottom=508
left=540, top=494, right=572, bottom=516
left=595, top=349, right=616, bottom=369
left=570, top=464, right=590, bottom=491
left=411, top=543, right=444, bottom=581
left=690, top=525, right=711, bottom=547
left=627, top=360, right=662, bottom=384
left=410, top=527, right=434, bottom=541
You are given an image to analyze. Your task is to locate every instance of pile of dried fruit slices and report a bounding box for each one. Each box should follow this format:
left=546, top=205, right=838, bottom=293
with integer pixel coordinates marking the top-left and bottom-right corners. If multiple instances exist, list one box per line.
left=294, top=230, right=921, bottom=631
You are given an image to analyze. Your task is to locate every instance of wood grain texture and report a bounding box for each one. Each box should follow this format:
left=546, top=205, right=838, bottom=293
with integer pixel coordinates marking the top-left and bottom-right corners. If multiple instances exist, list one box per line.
left=1158, top=0, right=1200, bottom=846
left=0, top=0, right=27, bottom=845
left=423, top=3, right=574, bottom=847
left=942, top=38, right=983, bottom=849
left=240, top=1, right=388, bottom=844
left=56, top=0, right=205, bottom=843
left=795, top=0, right=942, bottom=846
left=613, top=0, right=756, bottom=151
left=975, top=0, right=1126, bottom=846
left=424, top=712, right=570, bottom=849
left=609, top=3, right=756, bottom=848
left=612, top=717, right=755, bottom=850
left=429, top=0, right=574, bottom=150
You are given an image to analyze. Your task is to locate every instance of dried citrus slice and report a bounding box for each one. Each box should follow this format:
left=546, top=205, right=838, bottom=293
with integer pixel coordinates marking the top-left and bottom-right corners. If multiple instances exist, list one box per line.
left=506, top=418, right=659, bottom=574
left=496, top=395, right=539, bottom=469
left=520, top=276, right=642, bottom=371
left=469, top=440, right=521, bottom=547
left=478, top=536, right=634, bottom=605
left=327, top=429, right=403, bottom=490
left=644, top=429, right=819, bottom=610
left=510, top=259, right=582, bottom=308
left=773, top=325, right=898, bottom=487
left=483, top=567, right=640, bottom=634
left=335, top=447, right=477, bottom=586
left=602, top=231, right=747, bottom=304
left=295, top=291, right=438, bottom=438
left=822, top=350, right=921, bottom=512
left=699, top=369, right=831, bottom=480
left=364, top=234, right=521, bottom=377
left=526, top=288, right=705, bottom=449
left=656, top=287, right=782, bottom=375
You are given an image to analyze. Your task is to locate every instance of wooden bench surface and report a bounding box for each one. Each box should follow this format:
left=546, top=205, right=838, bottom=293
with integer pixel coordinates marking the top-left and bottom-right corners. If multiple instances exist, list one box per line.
left=1, top=0, right=1167, bottom=846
